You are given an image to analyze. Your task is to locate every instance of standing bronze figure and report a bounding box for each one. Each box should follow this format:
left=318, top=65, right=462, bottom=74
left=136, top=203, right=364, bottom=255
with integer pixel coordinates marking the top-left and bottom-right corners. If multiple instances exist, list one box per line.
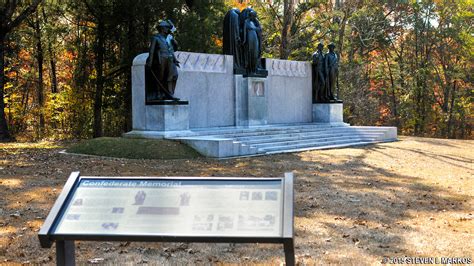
left=223, top=8, right=242, bottom=70
left=223, top=7, right=267, bottom=77
left=146, top=20, right=180, bottom=101
left=312, top=42, right=326, bottom=103
left=324, top=43, right=341, bottom=102
left=242, top=9, right=262, bottom=75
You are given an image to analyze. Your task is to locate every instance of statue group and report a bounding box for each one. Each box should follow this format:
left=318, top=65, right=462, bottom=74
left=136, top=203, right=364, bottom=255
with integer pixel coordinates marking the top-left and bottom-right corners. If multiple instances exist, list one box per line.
left=146, top=20, right=180, bottom=102
left=223, top=8, right=267, bottom=77
left=312, top=42, right=342, bottom=103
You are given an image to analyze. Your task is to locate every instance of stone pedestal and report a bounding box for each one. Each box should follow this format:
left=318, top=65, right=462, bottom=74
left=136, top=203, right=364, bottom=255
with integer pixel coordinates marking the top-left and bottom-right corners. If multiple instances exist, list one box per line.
left=130, top=53, right=190, bottom=132
left=312, top=103, right=343, bottom=123
left=235, top=75, right=268, bottom=126
left=145, top=103, right=189, bottom=131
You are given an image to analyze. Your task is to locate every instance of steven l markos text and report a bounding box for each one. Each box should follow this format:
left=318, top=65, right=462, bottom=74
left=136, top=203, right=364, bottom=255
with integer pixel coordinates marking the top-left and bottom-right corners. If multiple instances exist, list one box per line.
left=382, top=257, right=471, bottom=264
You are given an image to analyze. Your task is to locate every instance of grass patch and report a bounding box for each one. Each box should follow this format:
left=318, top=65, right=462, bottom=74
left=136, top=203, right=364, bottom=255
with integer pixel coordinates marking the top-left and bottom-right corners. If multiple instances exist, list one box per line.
left=66, top=137, right=201, bottom=159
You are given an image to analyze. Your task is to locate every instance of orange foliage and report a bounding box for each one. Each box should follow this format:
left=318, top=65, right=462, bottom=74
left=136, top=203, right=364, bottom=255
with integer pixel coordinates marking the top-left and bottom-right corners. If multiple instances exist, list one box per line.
left=226, top=0, right=251, bottom=10
left=63, top=50, right=76, bottom=62
left=212, top=35, right=223, bottom=48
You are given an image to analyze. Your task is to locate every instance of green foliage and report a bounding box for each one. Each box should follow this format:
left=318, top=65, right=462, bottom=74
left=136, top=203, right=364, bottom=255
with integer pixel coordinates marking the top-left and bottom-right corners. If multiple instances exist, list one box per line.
left=2, top=0, right=472, bottom=140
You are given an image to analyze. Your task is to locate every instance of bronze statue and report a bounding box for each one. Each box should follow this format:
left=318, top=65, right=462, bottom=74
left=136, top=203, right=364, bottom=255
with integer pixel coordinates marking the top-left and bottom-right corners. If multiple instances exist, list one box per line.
left=324, top=43, right=341, bottom=102
left=146, top=20, right=180, bottom=101
left=312, top=42, right=326, bottom=103
left=242, top=9, right=263, bottom=75
left=223, top=7, right=267, bottom=77
left=223, top=8, right=242, bottom=70
left=311, top=42, right=342, bottom=103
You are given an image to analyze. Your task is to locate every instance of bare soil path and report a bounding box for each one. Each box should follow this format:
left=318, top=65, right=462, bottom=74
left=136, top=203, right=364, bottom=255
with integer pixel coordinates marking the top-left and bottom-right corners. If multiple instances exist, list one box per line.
left=1, top=136, right=473, bottom=265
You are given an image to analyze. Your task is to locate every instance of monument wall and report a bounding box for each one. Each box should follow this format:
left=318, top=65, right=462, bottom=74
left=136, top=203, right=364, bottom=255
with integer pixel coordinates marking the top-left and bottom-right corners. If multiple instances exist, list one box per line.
left=265, top=58, right=313, bottom=124
left=174, top=52, right=235, bottom=128
left=132, top=52, right=313, bottom=130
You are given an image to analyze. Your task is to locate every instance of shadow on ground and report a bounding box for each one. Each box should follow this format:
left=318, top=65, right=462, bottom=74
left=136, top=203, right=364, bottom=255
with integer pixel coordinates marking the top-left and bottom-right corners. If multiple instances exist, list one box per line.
left=0, top=137, right=472, bottom=264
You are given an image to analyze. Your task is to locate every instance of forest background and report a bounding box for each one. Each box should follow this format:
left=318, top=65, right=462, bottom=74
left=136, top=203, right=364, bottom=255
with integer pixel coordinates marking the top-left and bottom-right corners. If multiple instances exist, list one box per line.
left=0, top=0, right=472, bottom=142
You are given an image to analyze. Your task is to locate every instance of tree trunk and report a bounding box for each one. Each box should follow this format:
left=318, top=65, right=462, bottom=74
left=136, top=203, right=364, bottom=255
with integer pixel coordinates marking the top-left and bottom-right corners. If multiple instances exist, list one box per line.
left=124, top=15, right=134, bottom=132
left=0, top=34, right=11, bottom=141
left=280, top=0, right=294, bottom=59
left=337, top=13, right=347, bottom=58
left=447, top=81, right=456, bottom=138
left=93, top=19, right=105, bottom=138
left=49, top=50, right=58, bottom=93
left=384, top=52, right=399, bottom=127
left=42, top=6, right=58, bottom=94
left=34, top=13, right=45, bottom=138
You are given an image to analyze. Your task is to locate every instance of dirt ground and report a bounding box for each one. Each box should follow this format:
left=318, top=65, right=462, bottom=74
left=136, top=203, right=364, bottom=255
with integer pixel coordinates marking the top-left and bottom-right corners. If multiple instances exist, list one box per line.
left=0, top=136, right=473, bottom=265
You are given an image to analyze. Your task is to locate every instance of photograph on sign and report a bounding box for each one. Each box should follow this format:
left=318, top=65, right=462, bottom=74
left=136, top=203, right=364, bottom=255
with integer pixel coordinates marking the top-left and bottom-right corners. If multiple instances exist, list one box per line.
left=53, top=179, right=283, bottom=238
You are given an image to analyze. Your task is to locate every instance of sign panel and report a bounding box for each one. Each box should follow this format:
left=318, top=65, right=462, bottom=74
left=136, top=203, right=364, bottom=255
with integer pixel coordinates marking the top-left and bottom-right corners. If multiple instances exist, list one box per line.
left=53, top=178, right=283, bottom=237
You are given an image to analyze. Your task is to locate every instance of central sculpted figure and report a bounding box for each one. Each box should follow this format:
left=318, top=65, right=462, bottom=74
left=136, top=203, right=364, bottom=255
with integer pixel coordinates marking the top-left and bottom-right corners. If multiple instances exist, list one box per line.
left=223, top=8, right=242, bottom=69
left=223, top=7, right=267, bottom=77
left=146, top=20, right=180, bottom=101
left=242, top=9, right=262, bottom=75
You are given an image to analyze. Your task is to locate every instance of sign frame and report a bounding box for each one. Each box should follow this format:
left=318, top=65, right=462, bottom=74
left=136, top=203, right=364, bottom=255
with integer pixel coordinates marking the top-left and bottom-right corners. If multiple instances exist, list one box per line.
left=39, top=172, right=294, bottom=265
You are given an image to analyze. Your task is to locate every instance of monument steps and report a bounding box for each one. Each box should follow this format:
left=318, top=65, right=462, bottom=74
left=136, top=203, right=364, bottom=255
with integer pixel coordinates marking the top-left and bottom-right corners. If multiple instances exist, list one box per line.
left=250, top=135, right=380, bottom=149
left=178, top=124, right=342, bottom=137
left=168, top=124, right=397, bottom=158
left=236, top=131, right=384, bottom=143
left=263, top=140, right=384, bottom=154
left=258, top=138, right=382, bottom=153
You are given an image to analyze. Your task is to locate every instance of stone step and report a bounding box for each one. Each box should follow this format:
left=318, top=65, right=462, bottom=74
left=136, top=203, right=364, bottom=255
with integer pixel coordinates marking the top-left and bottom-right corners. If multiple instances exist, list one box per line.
left=172, top=123, right=349, bottom=137
left=264, top=140, right=382, bottom=154
left=253, top=136, right=378, bottom=149
left=175, top=127, right=347, bottom=140
left=170, top=124, right=397, bottom=158
left=212, top=127, right=391, bottom=140
left=208, top=127, right=364, bottom=139
left=237, top=132, right=384, bottom=144
left=259, top=138, right=383, bottom=153
left=194, top=125, right=345, bottom=137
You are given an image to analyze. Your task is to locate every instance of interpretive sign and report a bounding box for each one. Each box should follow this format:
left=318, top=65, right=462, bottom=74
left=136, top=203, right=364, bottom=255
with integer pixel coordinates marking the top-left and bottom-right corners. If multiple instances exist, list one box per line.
left=39, top=172, right=294, bottom=266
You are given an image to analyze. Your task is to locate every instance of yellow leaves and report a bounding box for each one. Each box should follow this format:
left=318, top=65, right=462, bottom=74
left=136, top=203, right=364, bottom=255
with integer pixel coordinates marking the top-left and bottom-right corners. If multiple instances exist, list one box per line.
left=212, top=35, right=223, bottom=48
left=226, top=0, right=249, bottom=10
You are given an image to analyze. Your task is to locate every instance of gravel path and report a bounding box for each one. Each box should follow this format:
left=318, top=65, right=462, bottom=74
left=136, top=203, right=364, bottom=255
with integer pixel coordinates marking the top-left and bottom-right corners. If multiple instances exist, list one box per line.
left=0, top=136, right=472, bottom=265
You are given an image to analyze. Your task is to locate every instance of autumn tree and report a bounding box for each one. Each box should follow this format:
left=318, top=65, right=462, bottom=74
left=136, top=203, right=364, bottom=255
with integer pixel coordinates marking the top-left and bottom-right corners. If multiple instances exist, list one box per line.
left=0, top=0, right=42, bottom=141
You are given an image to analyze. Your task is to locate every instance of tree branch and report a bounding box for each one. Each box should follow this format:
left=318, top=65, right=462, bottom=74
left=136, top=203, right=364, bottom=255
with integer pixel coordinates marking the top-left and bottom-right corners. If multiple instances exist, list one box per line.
left=5, top=0, right=42, bottom=32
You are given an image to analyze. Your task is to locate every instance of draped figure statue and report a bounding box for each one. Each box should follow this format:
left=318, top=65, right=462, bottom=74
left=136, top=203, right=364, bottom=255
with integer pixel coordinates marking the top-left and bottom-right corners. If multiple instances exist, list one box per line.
left=223, top=8, right=242, bottom=70
left=223, top=7, right=267, bottom=77
left=242, top=9, right=262, bottom=75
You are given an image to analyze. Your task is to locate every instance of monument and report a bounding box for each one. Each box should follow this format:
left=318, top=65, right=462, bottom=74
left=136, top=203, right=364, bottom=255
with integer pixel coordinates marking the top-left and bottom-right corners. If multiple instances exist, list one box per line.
left=312, top=42, right=343, bottom=123
left=125, top=12, right=397, bottom=158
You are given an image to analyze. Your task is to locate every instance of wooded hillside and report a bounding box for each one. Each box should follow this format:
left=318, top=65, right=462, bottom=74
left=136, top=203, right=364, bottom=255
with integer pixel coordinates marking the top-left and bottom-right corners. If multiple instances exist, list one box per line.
left=0, top=0, right=472, bottom=141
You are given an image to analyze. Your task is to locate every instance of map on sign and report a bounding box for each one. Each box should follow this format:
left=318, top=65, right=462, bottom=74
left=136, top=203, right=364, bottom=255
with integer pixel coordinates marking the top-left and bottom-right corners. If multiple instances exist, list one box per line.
left=53, top=179, right=283, bottom=237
